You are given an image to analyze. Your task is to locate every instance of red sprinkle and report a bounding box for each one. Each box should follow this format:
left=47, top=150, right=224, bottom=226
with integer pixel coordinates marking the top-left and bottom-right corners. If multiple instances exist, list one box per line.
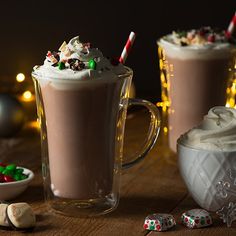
left=208, top=34, right=215, bottom=43
left=4, top=175, right=14, bottom=182
left=47, top=51, right=52, bottom=57
left=199, top=30, right=205, bottom=36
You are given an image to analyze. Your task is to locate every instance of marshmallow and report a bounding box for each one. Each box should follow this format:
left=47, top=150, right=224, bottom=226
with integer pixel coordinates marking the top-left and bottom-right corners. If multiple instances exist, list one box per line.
left=0, top=203, right=9, bottom=227
left=7, top=203, right=36, bottom=229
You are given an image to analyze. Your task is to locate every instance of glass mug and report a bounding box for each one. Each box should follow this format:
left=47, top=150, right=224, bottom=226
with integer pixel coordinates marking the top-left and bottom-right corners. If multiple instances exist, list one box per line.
left=32, top=67, right=161, bottom=217
left=157, top=40, right=236, bottom=152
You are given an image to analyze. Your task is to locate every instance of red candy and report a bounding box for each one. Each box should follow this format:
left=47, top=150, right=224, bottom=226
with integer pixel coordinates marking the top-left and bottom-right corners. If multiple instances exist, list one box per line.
left=4, top=175, right=14, bottom=182
left=0, top=162, right=28, bottom=183
left=0, top=174, right=4, bottom=182
left=0, top=162, right=6, bottom=167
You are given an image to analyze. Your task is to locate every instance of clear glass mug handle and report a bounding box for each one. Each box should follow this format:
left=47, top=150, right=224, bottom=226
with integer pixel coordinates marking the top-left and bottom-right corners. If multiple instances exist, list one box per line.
left=122, top=98, right=161, bottom=169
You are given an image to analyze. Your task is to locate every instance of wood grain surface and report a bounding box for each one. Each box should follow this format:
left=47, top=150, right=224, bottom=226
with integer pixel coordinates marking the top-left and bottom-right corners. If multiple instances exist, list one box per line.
left=0, top=110, right=235, bottom=235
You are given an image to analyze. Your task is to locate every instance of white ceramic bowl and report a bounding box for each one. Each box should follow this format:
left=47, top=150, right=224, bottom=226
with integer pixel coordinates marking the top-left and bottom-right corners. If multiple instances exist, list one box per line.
left=0, top=167, right=34, bottom=200
left=177, top=140, right=236, bottom=212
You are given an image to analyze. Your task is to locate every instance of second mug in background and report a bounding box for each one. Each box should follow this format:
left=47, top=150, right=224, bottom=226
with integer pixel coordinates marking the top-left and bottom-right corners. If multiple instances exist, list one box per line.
left=157, top=28, right=236, bottom=152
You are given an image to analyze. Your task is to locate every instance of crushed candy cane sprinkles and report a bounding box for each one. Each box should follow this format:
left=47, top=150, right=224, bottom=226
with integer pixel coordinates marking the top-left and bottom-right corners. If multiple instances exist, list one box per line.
left=46, top=39, right=98, bottom=71
left=44, top=36, right=123, bottom=74
left=33, top=34, right=135, bottom=80
left=166, top=26, right=236, bottom=46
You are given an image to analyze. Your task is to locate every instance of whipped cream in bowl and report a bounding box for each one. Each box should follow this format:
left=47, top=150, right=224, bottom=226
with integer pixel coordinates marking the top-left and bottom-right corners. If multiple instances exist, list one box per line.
left=177, top=107, right=236, bottom=212
left=179, top=106, right=236, bottom=151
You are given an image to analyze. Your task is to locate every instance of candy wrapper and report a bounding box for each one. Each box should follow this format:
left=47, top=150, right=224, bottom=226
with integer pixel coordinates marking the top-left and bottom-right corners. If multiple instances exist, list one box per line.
left=143, top=213, right=176, bottom=231
left=182, top=209, right=212, bottom=229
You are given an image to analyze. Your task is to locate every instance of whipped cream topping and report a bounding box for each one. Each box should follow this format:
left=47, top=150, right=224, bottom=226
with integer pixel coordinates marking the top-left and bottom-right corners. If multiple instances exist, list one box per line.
left=158, top=27, right=236, bottom=60
left=33, top=36, right=127, bottom=80
left=166, top=27, right=234, bottom=46
left=179, top=107, right=236, bottom=151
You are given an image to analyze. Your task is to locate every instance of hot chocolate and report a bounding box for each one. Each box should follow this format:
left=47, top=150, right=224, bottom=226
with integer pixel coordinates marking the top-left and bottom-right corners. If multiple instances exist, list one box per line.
left=158, top=27, right=236, bottom=151
left=33, top=36, right=128, bottom=199
left=32, top=34, right=161, bottom=217
left=41, top=79, right=123, bottom=199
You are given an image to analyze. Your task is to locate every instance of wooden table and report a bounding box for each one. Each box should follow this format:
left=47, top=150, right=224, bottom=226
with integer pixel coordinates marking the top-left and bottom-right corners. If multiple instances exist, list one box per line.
left=1, top=109, right=235, bottom=235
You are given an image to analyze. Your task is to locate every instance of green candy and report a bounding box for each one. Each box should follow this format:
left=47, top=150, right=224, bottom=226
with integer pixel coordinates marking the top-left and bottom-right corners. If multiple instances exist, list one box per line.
left=15, top=168, right=24, bottom=174
left=89, top=59, right=96, bottom=70
left=58, top=61, right=66, bottom=70
left=176, top=30, right=187, bottom=38
left=13, top=174, right=21, bottom=181
left=6, top=164, right=16, bottom=171
left=0, top=162, right=29, bottom=181
left=0, top=166, right=5, bottom=173
left=2, top=169, right=14, bottom=177
left=20, top=174, right=28, bottom=180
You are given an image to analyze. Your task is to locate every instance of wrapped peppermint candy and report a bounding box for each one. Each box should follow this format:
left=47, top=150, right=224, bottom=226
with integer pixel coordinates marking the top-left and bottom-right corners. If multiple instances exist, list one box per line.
left=143, top=213, right=176, bottom=231
left=182, top=209, right=212, bottom=229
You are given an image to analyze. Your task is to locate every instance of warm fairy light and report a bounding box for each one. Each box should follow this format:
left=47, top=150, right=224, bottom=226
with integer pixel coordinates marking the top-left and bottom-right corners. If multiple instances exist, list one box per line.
left=158, top=45, right=171, bottom=113
left=226, top=78, right=236, bottom=108
left=27, top=120, right=40, bottom=131
left=18, top=90, right=35, bottom=103
left=156, top=101, right=170, bottom=112
left=16, top=73, right=25, bottom=82
left=23, top=91, right=32, bottom=100
left=163, top=127, right=168, bottom=134
left=160, top=73, right=165, bottom=83
left=19, top=90, right=35, bottom=102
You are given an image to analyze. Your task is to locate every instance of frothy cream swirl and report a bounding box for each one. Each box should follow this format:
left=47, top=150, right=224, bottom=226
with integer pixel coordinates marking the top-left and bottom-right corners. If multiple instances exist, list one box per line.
left=33, top=36, right=126, bottom=80
left=179, top=106, right=236, bottom=151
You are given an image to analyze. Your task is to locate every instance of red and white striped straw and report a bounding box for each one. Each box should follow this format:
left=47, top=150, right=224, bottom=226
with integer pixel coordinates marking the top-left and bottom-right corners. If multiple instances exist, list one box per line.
left=226, top=11, right=236, bottom=38
left=119, top=31, right=136, bottom=64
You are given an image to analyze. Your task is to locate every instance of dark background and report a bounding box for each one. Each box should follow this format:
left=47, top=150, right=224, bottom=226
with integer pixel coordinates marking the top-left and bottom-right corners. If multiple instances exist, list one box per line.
left=1, top=0, right=235, bottom=102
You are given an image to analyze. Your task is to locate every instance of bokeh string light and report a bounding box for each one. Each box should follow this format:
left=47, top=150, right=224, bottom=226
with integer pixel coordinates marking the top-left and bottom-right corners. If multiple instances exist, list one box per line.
left=16, top=73, right=25, bottom=83
left=14, top=72, right=38, bottom=132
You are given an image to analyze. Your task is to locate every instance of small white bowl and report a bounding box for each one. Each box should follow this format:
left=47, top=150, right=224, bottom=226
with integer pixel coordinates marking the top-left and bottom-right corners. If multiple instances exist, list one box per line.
left=0, top=167, right=34, bottom=200
left=177, top=140, right=236, bottom=212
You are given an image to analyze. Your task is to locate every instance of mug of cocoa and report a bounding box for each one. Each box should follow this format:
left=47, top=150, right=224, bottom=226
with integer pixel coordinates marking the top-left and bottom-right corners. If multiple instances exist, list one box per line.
left=157, top=27, right=236, bottom=152
left=32, top=36, right=161, bottom=217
